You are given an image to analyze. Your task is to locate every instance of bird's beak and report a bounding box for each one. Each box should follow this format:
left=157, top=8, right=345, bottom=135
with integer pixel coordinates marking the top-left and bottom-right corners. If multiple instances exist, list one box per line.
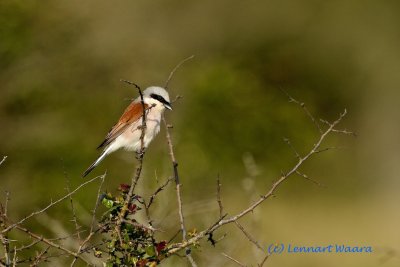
left=164, top=102, right=172, bottom=110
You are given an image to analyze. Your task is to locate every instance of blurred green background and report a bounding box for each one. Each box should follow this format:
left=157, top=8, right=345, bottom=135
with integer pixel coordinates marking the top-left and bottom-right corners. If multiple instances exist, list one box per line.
left=1, top=0, right=399, bottom=266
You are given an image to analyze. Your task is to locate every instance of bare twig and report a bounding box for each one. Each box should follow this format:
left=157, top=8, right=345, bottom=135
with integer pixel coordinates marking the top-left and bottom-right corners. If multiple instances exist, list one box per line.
left=11, top=247, right=16, bottom=267
left=295, top=170, right=324, bottom=187
left=29, top=246, right=50, bottom=267
left=162, top=117, right=185, bottom=233
left=162, top=114, right=197, bottom=266
left=146, top=177, right=174, bottom=210
left=258, top=253, right=270, bottom=267
left=331, top=128, right=357, bottom=136
left=313, top=146, right=342, bottom=154
left=222, top=253, right=246, bottom=267
left=89, top=174, right=105, bottom=235
left=161, top=56, right=196, bottom=262
left=320, top=118, right=356, bottom=137
left=0, top=234, right=10, bottom=267
left=4, top=192, right=9, bottom=217
left=283, top=137, right=301, bottom=160
left=234, top=221, right=264, bottom=252
left=187, top=254, right=198, bottom=267
left=280, top=88, right=322, bottom=133
left=231, top=222, right=270, bottom=267
left=0, top=157, right=7, bottom=167
left=168, top=229, right=182, bottom=244
left=216, top=175, right=224, bottom=218
left=164, top=55, right=195, bottom=89
left=62, top=161, right=81, bottom=242
left=14, top=241, right=41, bottom=253
left=1, top=175, right=102, bottom=234
left=13, top=225, right=93, bottom=266
left=121, top=219, right=159, bottom=232
left=0, top=192, right=11, bottom=267
left=143, top=176, right=173, bottom=227
left=71, top=174, right=105, bottom=266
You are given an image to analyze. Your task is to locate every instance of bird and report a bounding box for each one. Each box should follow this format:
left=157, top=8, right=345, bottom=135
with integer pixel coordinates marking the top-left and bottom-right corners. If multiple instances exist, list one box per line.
left=82, top=86, right=172, bottom=177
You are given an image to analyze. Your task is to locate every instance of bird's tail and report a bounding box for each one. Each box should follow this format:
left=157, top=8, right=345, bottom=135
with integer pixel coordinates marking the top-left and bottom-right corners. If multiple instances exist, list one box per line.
left=82, top=150, right=108, bottom=177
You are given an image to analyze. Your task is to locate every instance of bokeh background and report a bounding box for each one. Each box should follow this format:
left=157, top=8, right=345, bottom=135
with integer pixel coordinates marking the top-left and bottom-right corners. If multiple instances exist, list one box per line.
left=1, top=0, right=400, bottom=266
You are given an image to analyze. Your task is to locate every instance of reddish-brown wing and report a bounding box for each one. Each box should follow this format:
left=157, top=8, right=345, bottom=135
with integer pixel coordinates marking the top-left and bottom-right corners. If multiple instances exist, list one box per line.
left=97, top=101, right=148, bottom=149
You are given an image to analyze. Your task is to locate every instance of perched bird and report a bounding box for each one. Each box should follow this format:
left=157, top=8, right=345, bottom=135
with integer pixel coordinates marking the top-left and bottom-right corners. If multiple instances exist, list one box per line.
left=83, top=86, right=172, bottom=177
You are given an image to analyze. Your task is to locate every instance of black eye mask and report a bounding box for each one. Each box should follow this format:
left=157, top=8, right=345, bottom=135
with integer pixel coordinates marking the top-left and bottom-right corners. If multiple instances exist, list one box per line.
left=150, top=93, right=170, bottom=106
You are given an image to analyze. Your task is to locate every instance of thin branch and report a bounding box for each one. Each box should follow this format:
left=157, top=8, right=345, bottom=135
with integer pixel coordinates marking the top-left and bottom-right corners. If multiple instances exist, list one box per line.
left=11, top=247, right=16, bottom=267
left=13, top=225, right=93, bottom=266
left=164, top=55, right=195, bottom=89
left=4, top=192, right=9, bottom=217
left=280, top=88, right=322, bottom=133
left=89, top=174, right=105, bottom=235
left=222, top=253, right=246, bottom=267
left=29, top=246, right=50, bottom=267
left=295, top=170, right=324, bottom=187
left=216, top=175, right=224, bottom=219
left=14, top=241, right=41, bottom=253
left=167, top=229, right=182, bottom=244
left=313, top=146, right=342, bottom=154
left=320, top=118, right=357, bottom=137
left=234, top=221, right=264, bottom=252
left=121, top=219, right=159, bottom=232
left=70, top=174, right=105, bottom=267
left=146, top=177, right=174, bottom=210
left=258, top=253, right=270, bottom=267
left=143, top=176, right=173, bottom=227
left=0, top=157, right=7, bottom=167
left=0, top=192, right=11, bottom=267
left=162, top=116, right=185, bottom=232
left=1, top=175, right=103, bottom=234
left=162, top=114, right=197, bottom=266
left=62, top=161, right=81, bottom=242
left=187, top=254, right=198, bottom=267
left=283, top=137, right=301, bottom=160
left=331, top=128, right=357, bottom=136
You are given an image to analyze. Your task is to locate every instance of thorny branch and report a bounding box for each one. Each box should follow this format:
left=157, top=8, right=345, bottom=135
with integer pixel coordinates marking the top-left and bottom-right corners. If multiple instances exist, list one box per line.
left=70, top=174, right=105, bottom=266
left=29, top=246, right=50, bottom=267
left=1, top=175, right=103, bottom=234
left=166, top=108, right=351, bottom=257
left=163, top=55, right=198, bottom=266
left=12, top=224, right=94, bottom=266
left=234, top=221, right=264, bottom=252
left=0, top=191, right=10, bottom=267
left=162, top=115, right=197, bottom=267
left=62, top=162, right=81, bottom=242
left=115, top=80, right=147, bottom=245
left=280, top=88, right=323, bottom=133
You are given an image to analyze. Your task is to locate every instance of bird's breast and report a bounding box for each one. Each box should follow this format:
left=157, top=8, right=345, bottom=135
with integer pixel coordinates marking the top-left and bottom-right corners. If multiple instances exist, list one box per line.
left=118, top=111, right=161, bottom=152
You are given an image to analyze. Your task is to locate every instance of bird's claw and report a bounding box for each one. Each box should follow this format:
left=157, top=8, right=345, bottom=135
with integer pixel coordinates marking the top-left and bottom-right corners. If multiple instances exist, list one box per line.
left=135, top=150, right=145, bottom=160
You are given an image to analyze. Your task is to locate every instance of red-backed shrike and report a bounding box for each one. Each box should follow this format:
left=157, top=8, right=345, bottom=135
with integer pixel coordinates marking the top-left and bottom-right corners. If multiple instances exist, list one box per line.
left=83, top=86, right=172, bottom=177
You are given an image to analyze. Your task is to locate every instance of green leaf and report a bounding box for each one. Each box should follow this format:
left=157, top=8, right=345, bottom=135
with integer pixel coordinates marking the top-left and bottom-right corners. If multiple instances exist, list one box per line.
left=102, top=198, right=114, bottom=208
left=145, top=245, right=156, bottom=257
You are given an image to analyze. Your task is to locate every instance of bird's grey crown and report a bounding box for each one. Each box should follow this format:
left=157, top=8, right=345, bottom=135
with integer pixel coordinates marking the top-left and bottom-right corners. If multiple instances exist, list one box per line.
left=143, top=86, right=170, bottom=103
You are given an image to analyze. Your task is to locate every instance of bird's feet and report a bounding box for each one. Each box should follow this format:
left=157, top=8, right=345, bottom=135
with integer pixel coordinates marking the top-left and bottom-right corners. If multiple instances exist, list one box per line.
left=135, top=150, right=145, bottom=160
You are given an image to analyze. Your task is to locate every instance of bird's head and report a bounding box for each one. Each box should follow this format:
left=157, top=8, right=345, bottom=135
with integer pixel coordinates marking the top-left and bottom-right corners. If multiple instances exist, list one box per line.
left=143, top=86, right=172, bottom=110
